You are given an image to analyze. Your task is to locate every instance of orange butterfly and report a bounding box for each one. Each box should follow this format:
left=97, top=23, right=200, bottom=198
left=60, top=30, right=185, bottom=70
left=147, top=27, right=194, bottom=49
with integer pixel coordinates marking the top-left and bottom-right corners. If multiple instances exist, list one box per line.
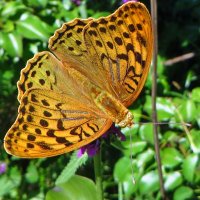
left=4, top=2, right=153, bottom=158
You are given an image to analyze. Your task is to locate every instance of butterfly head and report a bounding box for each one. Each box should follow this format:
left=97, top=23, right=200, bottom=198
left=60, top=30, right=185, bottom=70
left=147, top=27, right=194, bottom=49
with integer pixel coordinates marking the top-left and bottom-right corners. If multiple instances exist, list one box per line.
left=117, top=111, right=133, bottom=128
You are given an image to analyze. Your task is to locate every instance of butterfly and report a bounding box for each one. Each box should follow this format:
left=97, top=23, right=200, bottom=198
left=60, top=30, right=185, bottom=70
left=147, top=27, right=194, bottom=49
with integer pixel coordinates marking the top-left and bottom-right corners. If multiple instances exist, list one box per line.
left=4, top=2, right=153, bottom=158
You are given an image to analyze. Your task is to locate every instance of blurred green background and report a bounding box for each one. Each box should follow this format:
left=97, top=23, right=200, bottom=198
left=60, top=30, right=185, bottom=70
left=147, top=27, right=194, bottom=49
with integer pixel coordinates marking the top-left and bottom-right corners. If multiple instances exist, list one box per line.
left=0, top=0, right=200, bottom=199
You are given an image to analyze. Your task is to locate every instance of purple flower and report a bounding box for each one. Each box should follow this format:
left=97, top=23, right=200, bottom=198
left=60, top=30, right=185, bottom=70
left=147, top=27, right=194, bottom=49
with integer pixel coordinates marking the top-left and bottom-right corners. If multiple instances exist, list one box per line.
left=122, top=0, right=138, bottom=4
left=71, top=0, right=82, bottom=6
left=103, top=124, right=126, bottom=141
left=0, top=163, right=6, bottom=174
left=77, top=124, right=125, bottom=157
left=77, top=140, right=100, bottom=157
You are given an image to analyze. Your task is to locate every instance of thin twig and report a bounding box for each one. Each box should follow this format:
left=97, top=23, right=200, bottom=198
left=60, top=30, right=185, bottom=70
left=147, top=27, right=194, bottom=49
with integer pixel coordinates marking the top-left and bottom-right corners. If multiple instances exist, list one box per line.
left=164, top=52, right=195, bottom=66
left=94, top=148, right=103, bottom=200
left=150, top=0, right=166, bottom=199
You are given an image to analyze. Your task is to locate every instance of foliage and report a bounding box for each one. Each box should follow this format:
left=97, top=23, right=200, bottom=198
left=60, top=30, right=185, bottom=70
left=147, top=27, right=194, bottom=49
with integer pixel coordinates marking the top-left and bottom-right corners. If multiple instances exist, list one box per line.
left=0, top=0, right=200, bottom=199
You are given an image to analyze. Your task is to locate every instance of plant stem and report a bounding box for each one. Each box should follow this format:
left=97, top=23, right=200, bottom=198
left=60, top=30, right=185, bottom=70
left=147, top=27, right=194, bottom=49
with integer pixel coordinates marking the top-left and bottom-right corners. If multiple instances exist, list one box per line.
left=94, top=148, right=103, bottom=200
left=150, top=0, right=167, bottom=199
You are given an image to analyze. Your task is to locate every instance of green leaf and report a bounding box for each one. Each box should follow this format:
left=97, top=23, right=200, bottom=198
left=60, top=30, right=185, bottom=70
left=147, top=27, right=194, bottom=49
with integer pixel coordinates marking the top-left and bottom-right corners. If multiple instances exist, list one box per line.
left=189, top=129, right=200, bottom=153
left=173, top=186, right=193, bottom=200
left=137, top=148, right=154, bottom=168
left=182, top=154, right=199, bottom=182
left=139, top=170, right=159, bottom=194
left=55, top=151, right=88, bottom=185
left=191, top=87, right=200, bottom=103
left=163, top=131, right=178, bottom=142
left=27, top=0, right=48, bottom=8
left=1, top=1, right=27, bottom=18
left=164, top=171, right=183, bottom=191
left=0, top=176, right=15, bottom=197
left=139, top=124, right=154, bottom=144
left=185, top=70, right=197, bottom=88
left=25, top=162, right=39, bottom=183
left=161, top=147, right=183, bottom=168
left=46, top=175, right=98, bottom=200
left=114, top=157, right=137, bottom=197
left=144, top=96, right=174, bottom=121
left=122, top=140, right=147, bottom=156
left=2, top=20, right=14, bottom=32
left=178, top=99, right=197, bottom=122
left=114, top=157, right=131, bottom=182
left=0, top=166, right=21, bottom=196
left=16, top=13, right=51, bottom=40
left=1, top=31, right=23, bottom=57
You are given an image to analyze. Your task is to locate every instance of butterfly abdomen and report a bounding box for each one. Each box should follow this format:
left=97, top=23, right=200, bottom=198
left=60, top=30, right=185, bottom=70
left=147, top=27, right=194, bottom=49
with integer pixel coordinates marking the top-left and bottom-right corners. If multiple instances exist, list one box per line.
left=91, top=86, right=133, bottom=127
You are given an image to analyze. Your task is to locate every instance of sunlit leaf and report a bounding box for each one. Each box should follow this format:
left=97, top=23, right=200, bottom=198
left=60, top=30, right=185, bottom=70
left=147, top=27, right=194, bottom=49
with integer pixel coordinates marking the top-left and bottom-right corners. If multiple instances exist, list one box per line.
left=139, top=171, right=159, bottom=194
left=161, top=147, right=183, bottom=168
left=165, top=171, right=183, bottom=191
left=1, top=1, right=26, bottom=18
left=173, top=186, right=193, bottom=200
left=46, top=175, right=97, bottom=200
left=182, top=154, right=199, bottom=182
left=1, top=31, right=23, bottom=57
left=16, top=13, right=51, bottom=40
left=191, top=87, right=200, bottom=103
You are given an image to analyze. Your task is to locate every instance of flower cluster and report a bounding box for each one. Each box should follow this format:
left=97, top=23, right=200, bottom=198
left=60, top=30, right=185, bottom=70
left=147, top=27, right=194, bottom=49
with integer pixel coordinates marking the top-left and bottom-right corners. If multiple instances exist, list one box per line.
left=122, top=0, right=138, bottom=3
left=71, top=0, right=82, bottom=6
left=0, top=163, right=6, bottom=174
left=77, top=124, right=126, bottom=157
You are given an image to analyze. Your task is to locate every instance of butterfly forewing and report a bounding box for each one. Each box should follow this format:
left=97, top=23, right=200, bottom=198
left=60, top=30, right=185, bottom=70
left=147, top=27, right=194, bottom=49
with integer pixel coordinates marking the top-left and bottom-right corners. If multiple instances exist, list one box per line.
left=48, top=18, right=93, bottom=66
left=83, top=2, right=153, bottom=106
left=48, top=18, right=114, bottom=94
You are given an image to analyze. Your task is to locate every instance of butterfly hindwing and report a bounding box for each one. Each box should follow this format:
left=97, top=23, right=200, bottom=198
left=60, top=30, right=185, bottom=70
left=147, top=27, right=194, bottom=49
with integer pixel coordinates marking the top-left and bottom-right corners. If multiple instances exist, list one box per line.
left=4, top=89, right=112, bottom=158
left=17, top=51, right=64, bottom=101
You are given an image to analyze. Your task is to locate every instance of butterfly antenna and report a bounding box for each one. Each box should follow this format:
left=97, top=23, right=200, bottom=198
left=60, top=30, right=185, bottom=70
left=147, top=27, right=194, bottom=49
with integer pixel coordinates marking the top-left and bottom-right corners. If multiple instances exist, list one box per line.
left=135, top=121, right=191, bottom=127
left=129, top=132, right=136, bottom=184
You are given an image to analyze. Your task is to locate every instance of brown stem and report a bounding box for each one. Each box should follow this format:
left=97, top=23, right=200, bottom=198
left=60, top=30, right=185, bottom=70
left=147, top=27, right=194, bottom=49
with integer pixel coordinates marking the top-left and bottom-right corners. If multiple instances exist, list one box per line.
left=150, top=0, right=167, bottom=199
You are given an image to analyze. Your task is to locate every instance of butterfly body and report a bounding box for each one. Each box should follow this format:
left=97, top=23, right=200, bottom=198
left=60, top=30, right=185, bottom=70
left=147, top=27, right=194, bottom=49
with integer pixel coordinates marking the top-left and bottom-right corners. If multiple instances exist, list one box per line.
left=4, top=2, right=153, bottom=158
left=92, top=88, right=133, bottom=127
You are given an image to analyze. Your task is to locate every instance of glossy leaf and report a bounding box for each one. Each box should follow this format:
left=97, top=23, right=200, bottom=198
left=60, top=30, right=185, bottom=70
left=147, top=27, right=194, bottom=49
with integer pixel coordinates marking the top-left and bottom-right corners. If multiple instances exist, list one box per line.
left=189, top=129, right=200, bottom=153
left=114, top=157, right=138, bottom=197
left=161, top=147, right=183, bottom=168
left=122, top=140, right=147, bottom=157
left=182, top=154, right=199, bottom=182
left=1, top=31, right=23, bottom=57
left=137, top=148, right=154, bottom=168
left=139, top=124, right=154, bottom=144
left=1, top=1, right=26, bottom=18
left=165, top=171, right=183, bottom=191
left=178, top=99, right=197, bottom=122
left=16, top=14, right=51, bottom=40
left=191, top=87, right=200, bottom=103
left=114, top=157, right=132, bottom=182
left=46, top=175, right=97, bottom=200
left=139, top=171, right=159, bottom=194
left=173, top=186, right=193, bottom=200
left=144, top=96, right=174, bottom=121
